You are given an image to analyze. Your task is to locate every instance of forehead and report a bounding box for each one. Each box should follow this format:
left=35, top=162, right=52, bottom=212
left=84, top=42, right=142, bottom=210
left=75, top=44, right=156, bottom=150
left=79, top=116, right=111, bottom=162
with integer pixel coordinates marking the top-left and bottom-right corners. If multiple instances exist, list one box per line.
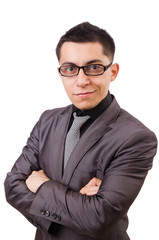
left=59, top=42, right=109, bottom=65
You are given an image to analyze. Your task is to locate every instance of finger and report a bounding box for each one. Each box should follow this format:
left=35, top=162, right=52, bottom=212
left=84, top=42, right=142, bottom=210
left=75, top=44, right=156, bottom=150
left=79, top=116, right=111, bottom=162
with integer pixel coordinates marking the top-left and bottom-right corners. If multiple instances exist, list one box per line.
left=80, top=186, right=100, bottom=196
left=94, top=178, right=102, bottom=186
left=88, top=177, right=102, bottom=186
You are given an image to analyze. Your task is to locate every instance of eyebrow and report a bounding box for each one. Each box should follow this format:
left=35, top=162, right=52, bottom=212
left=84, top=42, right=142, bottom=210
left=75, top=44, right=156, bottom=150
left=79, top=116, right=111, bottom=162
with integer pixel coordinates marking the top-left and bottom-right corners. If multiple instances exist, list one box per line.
left=61, top=59, right=103, bottom=66
left=87, top=59, right=103, bottom=64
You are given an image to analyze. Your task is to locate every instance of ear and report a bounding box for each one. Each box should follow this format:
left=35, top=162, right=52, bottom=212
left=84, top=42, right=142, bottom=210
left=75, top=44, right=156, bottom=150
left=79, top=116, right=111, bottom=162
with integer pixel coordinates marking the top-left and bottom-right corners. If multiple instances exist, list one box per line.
left=111, top=63, right=119, bottom=82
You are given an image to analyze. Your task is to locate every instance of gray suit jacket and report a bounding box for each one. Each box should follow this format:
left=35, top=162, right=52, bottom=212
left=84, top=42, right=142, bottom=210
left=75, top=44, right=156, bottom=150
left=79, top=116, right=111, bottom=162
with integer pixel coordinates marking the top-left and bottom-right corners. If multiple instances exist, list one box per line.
left=4, top=97, right=157, bottom=240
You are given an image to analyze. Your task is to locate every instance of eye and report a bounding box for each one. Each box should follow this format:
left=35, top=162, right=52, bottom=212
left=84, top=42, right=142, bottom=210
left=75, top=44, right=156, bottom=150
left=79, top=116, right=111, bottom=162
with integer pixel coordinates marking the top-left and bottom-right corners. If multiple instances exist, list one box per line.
left=84, top=64, right=104, bottom=75
left=63, top=65, right=77, bottom=73
left=87, top=64, right=101, bottom=71
left=60, top=65, right=78, bottom=76
left=87, top=64, right=102, bottom=71
left=90, top=65, right=99, bottom=70
left=66, top=66, right=75, bottom=72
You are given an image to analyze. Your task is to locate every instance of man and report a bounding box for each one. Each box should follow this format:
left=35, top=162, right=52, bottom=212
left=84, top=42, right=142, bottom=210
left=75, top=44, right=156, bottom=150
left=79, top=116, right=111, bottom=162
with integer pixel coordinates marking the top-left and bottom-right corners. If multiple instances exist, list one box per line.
left=4, top=22, right=157, bottom=240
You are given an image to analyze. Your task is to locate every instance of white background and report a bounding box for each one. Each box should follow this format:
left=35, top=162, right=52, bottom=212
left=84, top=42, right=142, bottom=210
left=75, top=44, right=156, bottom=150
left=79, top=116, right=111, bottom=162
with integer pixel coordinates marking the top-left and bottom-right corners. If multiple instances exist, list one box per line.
left=0, top=0, right=158, bottom=239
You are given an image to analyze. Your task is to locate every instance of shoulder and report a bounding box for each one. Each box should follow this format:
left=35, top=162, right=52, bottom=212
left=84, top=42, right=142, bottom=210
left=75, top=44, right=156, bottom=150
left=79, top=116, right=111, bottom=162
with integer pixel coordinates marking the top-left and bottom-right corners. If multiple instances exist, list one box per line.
left=39, top=105, right=72, bottom=122
left=106, top=100, right=157, bottom=162
left=29, top=105, right=72, bottom=135
left=113, top=107, right=157, bottom=150
left=107, top=96, right=157, bottom=145
left=118, top=108, right=153, bottom=133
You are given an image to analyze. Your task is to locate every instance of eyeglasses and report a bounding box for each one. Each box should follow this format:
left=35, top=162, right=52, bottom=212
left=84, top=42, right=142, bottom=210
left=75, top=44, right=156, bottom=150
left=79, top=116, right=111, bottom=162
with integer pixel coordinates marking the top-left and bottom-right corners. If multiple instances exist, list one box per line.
left=58, top=63, right=112, bottom=77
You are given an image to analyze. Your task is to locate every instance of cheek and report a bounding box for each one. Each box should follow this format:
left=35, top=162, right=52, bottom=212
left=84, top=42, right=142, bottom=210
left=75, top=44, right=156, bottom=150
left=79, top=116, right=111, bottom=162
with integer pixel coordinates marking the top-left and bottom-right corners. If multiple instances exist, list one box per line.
left=96, top=81, right=110, bottom=98
left=101, top=75, right=111, bottom=89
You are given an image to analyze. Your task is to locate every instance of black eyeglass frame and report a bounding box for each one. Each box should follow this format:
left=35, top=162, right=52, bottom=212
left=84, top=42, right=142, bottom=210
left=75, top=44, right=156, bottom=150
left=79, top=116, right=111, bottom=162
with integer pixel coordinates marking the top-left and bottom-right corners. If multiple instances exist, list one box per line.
left=58, top=63, right=112, bottom=77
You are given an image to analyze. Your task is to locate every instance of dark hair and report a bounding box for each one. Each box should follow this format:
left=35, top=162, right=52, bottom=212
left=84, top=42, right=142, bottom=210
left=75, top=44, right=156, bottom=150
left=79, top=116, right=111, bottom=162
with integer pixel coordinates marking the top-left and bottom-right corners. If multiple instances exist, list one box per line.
left=56, top=22, right=115, bottom=61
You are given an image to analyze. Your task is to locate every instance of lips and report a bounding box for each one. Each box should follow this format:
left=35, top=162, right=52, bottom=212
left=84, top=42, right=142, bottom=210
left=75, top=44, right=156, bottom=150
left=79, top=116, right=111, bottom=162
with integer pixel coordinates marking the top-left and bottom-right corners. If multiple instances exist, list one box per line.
left=75, top=91, right=95, bottom=97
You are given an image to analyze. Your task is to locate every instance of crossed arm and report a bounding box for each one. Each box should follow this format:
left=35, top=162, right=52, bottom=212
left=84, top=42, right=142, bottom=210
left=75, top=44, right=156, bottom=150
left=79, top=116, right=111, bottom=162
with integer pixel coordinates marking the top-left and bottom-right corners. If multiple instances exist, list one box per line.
left=26, top=170, right=102, bottom=196
left=5, top=118, right=157, bottom=238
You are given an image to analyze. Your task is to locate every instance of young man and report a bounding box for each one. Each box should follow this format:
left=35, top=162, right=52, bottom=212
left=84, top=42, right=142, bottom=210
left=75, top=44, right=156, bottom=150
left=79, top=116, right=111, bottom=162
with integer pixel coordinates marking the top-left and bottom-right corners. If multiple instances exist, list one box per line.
left=4, top=22, right=157, bottom=240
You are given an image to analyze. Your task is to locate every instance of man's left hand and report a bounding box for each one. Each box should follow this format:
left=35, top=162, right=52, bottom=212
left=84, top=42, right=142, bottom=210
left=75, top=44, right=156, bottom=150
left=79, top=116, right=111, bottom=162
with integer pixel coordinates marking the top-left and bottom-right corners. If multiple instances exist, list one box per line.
left=80, top=177, right=102, bottom=196
left=26, top=170, right=50, bottom=193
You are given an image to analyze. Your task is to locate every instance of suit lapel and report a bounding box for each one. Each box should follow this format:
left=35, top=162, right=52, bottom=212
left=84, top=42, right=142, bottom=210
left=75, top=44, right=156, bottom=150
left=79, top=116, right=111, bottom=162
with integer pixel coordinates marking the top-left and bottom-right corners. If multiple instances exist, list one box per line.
left=62, top=121, right=111, bottom=185
left=62, top=97, right=120, bottom=185
left=50, top=106, right=72, bottom=182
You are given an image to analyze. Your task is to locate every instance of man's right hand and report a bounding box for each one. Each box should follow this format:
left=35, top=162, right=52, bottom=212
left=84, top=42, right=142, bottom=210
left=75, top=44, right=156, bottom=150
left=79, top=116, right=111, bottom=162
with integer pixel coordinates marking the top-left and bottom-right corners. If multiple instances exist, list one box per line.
left=80, top=177, right=102, bottom=196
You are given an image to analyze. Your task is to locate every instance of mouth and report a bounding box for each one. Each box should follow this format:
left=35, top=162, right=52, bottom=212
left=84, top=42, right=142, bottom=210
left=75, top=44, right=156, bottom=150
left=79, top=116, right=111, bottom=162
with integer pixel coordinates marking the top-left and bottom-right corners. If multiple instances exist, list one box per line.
left=75, top=91, right=96, bottom=98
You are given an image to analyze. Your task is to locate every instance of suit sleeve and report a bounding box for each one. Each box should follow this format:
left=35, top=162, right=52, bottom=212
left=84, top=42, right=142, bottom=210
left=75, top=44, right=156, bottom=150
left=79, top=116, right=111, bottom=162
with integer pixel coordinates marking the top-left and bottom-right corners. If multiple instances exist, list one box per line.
left=29, top=129, right=157, bottom=238
left=4, top=115, right=52, bottom=233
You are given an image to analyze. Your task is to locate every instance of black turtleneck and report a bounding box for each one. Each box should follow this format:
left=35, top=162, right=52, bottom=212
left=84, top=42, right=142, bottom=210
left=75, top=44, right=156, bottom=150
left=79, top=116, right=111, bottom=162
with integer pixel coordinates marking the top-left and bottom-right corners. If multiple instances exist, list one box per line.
left=68, top=91, right=113, bottom=137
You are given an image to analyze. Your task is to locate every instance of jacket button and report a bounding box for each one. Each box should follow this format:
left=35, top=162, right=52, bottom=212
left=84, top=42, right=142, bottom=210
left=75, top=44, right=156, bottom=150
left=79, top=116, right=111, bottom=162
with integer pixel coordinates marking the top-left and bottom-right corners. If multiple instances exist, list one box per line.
left=40, top=209, right=46, bottom=215
left=45, top=210, right=50, bottom=217
left=57, top=215, right=61, bottom=221
left=52, top=213, right=57, bottom=219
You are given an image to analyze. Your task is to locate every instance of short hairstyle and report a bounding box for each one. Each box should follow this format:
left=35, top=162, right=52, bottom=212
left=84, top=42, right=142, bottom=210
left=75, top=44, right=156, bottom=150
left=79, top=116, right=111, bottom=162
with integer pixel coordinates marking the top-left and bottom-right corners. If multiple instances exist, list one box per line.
left=56, top=22, right=115, bottom=62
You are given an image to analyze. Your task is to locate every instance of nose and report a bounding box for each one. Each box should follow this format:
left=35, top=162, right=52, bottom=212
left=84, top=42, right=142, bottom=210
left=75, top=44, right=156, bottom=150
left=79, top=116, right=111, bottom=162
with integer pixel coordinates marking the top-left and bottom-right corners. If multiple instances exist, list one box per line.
left=76, top=68, right=90, bottom=87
